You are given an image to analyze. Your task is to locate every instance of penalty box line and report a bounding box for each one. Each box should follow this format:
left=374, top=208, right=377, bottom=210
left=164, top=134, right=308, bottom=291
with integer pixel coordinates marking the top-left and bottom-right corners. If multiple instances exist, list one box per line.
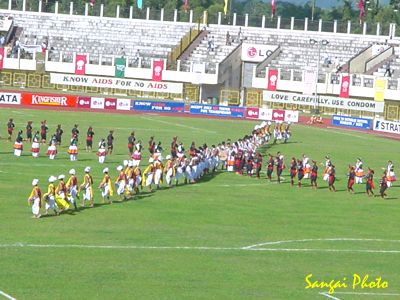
left=1, top=242, right=400, bottom=254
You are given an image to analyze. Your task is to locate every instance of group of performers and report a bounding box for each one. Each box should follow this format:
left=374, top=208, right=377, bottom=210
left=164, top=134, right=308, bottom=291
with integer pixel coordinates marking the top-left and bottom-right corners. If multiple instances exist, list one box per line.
left=23, top=118, right=398, bottom=218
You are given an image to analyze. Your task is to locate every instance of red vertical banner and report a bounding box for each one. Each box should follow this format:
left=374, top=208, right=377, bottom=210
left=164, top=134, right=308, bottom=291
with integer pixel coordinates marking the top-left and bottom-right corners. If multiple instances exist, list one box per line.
left=75, top=54, right=87, bottom=75
left=0, top=48, right=4, bottom=70
left=152, top=60, right=164, bottom=81
left=267, top=69, right=278, bottom=91
left=339, top=75, right=350, bottom=98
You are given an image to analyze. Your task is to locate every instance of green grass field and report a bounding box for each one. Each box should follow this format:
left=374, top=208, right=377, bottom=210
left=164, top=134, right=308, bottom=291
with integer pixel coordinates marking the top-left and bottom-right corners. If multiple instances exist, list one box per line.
left=0, top=107, right=399, bottom=300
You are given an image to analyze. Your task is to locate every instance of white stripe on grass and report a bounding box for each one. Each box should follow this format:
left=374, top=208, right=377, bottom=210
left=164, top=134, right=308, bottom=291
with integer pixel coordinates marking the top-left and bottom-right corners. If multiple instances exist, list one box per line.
left=0, top=290, right=16, bottom=300
left=320, top=292, right=342, bottom=300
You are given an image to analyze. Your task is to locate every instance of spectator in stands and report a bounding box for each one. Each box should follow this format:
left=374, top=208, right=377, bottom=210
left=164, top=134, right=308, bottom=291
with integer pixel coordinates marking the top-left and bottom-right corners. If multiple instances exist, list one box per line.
left=238, top=27, right=242, bottom=42
left=307, top=115, right=316, bottom=124
left=226, top=31, right=231, bottom=46
left=207, top=36, right=214, bottom=52
left=384, top=61, right=392, bottom=77
left=41, top=40, right=48, bottom=54
left=323, top=54, right=331, bottom=67
left=133, top=49, right=140, bottom=66
left=119, top=47, right=126, bottom=58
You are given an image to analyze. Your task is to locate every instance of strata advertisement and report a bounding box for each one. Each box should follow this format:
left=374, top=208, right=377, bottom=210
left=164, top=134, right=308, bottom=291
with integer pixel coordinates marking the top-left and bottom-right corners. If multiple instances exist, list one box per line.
left=0, top=92, right=21, bottom=105
left=263, top=91, right=384, bottom=113
left=373, top=119, right=400, bottom=134
left=50, top=73, right=183, bottom=94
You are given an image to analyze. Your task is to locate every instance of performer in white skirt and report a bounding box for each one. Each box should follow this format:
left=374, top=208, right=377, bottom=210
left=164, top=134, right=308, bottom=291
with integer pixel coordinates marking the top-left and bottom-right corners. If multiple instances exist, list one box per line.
left=13, top=130, right=23, bottom=157
left=66, top=169, right=79, bottom=210
left=355, top=158, right=364, bottom=184
left=99, top=167, right=113, bottom=204
left=80, top=167, right=94, bottom=207
left=68, top=137, right=78, bottom=161
left=28, top=179, right=42, bottom=218
left=153, top=157, right=164, bottom=189
left=164, top=155, right=175, bottom=186
left=386, top=161, right=396, bottom=187
left=132, top=141, right=142, bottom=167
left=31, top=131, right=40, bottom=158
left=96, top=138, right=107, bottom=164
left=115, top=165, right=127, bottom=201
left=47, top=136, right=57, bottom=160
left=43, top=176, right=59, bottom=215
left=142, top=158, right=155, bottom=191
left=323, top=156, right=332, bottom=181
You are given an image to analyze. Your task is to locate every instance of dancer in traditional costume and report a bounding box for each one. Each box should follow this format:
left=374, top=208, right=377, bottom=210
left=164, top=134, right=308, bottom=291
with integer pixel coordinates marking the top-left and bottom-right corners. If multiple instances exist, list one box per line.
left=55, top=124, right=63, bottom=146
left=86, top=126, right=95, bottom=152
left=26, top=121, right=33, bottom=143
left=115, top=165, right=127, bottom=201
left=323, top=156, right=332, bottom=182
left=289, top=157, right=297, bottom=186
left=99, top=167, right=113, bottom=204
left=43, top=176, right=59, bottom=215
left=355, top=158, right=364, bottom=184
left=380, top=171, right=388, bottom=199
left=46, top=135, right=57, bottom=160
left=96, top=138, right=107, bottom=164
left=107, top=130, right=114, bottom=155
left=7, top=118, right=15, bottom=141
left=164, top=155, right=175, bottom=186
left=28, top=179, right=42, bottom=218
left=128, top=131, right=135, bottom=156
left=55, top=175, right=70, bottom=212
left=347, top=165, right=355, bottom=194
left=153, top=157, right=164, bottom=189
left=386, top=161, right=396, bottom=187
left=68, top=136, right=78, bottom=161
left=266, top=154, right=274, bottom=181
left=310, top=160, right=318, bottom=189
left=40, top=120, right=48, bottom=144
left=13, top=130, right=23, bottom=156
left=328, top=165, right=336, bottom=192
left=80, top=167, right=94, bottom=207
left=31, top=131, right=40, bottom=158
left=66, top=169, right=79, bottom=211
left=365, top=168, right=375, bottom=197
left=142, top=158, right=155, bottom=191
left=132, top=141, right=142, bottom=167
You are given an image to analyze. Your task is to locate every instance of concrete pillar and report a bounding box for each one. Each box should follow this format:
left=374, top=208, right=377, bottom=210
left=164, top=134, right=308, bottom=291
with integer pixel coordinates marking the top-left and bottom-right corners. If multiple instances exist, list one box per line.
left=333, top=20, right=337, bottom=33
left=233, top=13, right=237, bottom=26
left=22, top=0, right=26, bottom=11
left=203, top=11, right=207, bottom=25
left=55, top=1, right=59, bottom=14
left=261, top=15, right=266, bottom=28
left=116, top=5, right=120, bottom=18
left=376, top=22, right=380, bottom=36
left=363, top=22, right=367, bottom=35
left=277, top=16, right=281, bottom=29
left=8, top=0, right=11, bottom=11
left=174, top=9, right=177, bottom=22
left=160, top=8, right=164, bottom=21
left=218, top=12, right=222, bottom=25
left=304, top=17, right=308, bottom=31
left=146, top=7, right=150, bottom=20
left=189, top=10, right=193, bottom=23
left=85, top=3, right=89, bottom=16
left=70, top=2, right=73, bottom=15
left=347, top=20, right=351, bottom=34
left=38, top=0, right=42, bottom=13
left=318, top=19, right=322, bottom=32
left=129, top=6, right=133, bottom=19
left=100, top=4, right=104, bottom=17
left=290, top=17, right=294, bottom=30
left=245, top=14, right=248, bottom=27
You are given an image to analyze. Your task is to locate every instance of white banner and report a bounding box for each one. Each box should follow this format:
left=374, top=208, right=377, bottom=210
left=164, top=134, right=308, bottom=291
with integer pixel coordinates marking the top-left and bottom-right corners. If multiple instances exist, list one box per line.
left=258, top=108, right=299, bottom=123
left=373, top=119, right=400, bottom=134
left=90, top=97, right=104, bottom=109
left=116, top=98, right=131, bottom=110
left=263, top=91, right=384, bottom=113
left=50, top=73, right=183, bottom=94
left=241, top=43, right=279, bottom=62
left=303, top=71, right=316, bottom=96
left=0, top=92, right=21, bottom=105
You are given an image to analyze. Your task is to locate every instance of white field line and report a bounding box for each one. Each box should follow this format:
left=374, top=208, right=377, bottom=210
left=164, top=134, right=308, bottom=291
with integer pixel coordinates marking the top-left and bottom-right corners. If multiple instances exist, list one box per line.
left=0, top=290, right=16, bottom=300
left=320, top=292, right=342, bottom=300
left=0, top=242, right=400, bottom=254
left=334, top=291, right=400, bottom=296
left=140, top=116, right=217, bottom=134
left=242, top=238, right=400, bottom=250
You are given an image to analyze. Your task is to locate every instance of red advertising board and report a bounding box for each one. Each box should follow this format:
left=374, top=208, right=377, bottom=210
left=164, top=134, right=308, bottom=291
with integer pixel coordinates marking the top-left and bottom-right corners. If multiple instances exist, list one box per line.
left=104, top=98, right=117, bottom=110
left=76, top=96, right=91, bottom=108
left=152, top=60, right=164, bottom=81
left=245, top=107, right=259, bottom=119
left=267, top=69, right=278, bottom=91
left=271, top=109, right=285, bottom=122
left=75, top=54, right=87, bottom=75
left=339, top=75, right=350, bottom=98
left=22, top=92, right=76, bottom=107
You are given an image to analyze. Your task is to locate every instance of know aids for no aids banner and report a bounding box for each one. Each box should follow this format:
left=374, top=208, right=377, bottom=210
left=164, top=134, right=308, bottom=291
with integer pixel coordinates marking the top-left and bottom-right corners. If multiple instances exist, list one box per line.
left=50, top=73, right=183, bottom=94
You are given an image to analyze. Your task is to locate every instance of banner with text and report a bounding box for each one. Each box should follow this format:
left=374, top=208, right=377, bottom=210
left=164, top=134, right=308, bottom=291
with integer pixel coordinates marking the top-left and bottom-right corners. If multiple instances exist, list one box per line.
left=332, top=115, right=372, bottom=130
left=133, top=100, right=185, bottom=113
left=22, top=92, right=76, bottom=107
left=116, top=98, right=131, bottom=111
left=258, top=108, right=299, bottom=123
left=50, top=73, right=183, bottom=94
left=104, top=98, right=117, bottom=110
left=76, top=96, right=91, bottom=108
left=190, top=104, right=244, bottom=118
left=241, top=43, right=279, bottom=62
left=75, top=54, right=87, bottom=75
left=373, top=119, right=400, bottom=134
left=263, top=91, right=384, bottom=113
left=0, top=92, right=21, bottom=105
left=90, top=97, right=105, bottom=109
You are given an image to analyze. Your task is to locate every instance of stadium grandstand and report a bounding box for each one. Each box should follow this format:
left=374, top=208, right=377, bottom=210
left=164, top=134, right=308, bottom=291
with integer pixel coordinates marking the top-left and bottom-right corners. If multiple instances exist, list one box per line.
left=0, top=0, right=400, bottom=120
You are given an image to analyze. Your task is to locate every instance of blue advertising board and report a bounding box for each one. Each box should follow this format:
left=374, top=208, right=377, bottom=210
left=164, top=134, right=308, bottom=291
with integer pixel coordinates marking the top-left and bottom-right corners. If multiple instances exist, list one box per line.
left=189, top=104, right=245, bottom=118
left=331, top=115, right=372, bottom=130
left=132, top=100, right=185, bottom=113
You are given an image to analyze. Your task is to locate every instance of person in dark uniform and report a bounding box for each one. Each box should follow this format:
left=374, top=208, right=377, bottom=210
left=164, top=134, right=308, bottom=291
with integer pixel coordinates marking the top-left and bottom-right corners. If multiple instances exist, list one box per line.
left=170, top=136, right=178, bottom=158
left=297, top=159, right=305, bottom=187
left=347, top=165, right=355, bottom=194
left=276, top=154, right=285, bottom=183
left=71, top=124, right=80, bottom=142
left=365, top=168, right=375, bottom=197
left=26, top=121, right=33, bottom=143
left=128, top=131, right=135, bottom=156
left=266, top=154, right=274, bottom=181
left=328, top=165, right=336, bottom=192
left=289, top=157, right=297, bottom=186
left=246, top=157, right=253, bottom=176
left=379, top=171, right=388, bottom=199
left=40, top=120, right=48, bottom=144
left=7, top=118, right=15, bottom=141
left=310, top=160, right=318, bottom=189
left=254, top=152, right=262, bottom=179
left=107, top=130, right=114, bottom=155
left=55, top=124, right=63, bottom=145
left=148, top=136, right=155, bottom=155
left=86, top=126, right=95, bottom=152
